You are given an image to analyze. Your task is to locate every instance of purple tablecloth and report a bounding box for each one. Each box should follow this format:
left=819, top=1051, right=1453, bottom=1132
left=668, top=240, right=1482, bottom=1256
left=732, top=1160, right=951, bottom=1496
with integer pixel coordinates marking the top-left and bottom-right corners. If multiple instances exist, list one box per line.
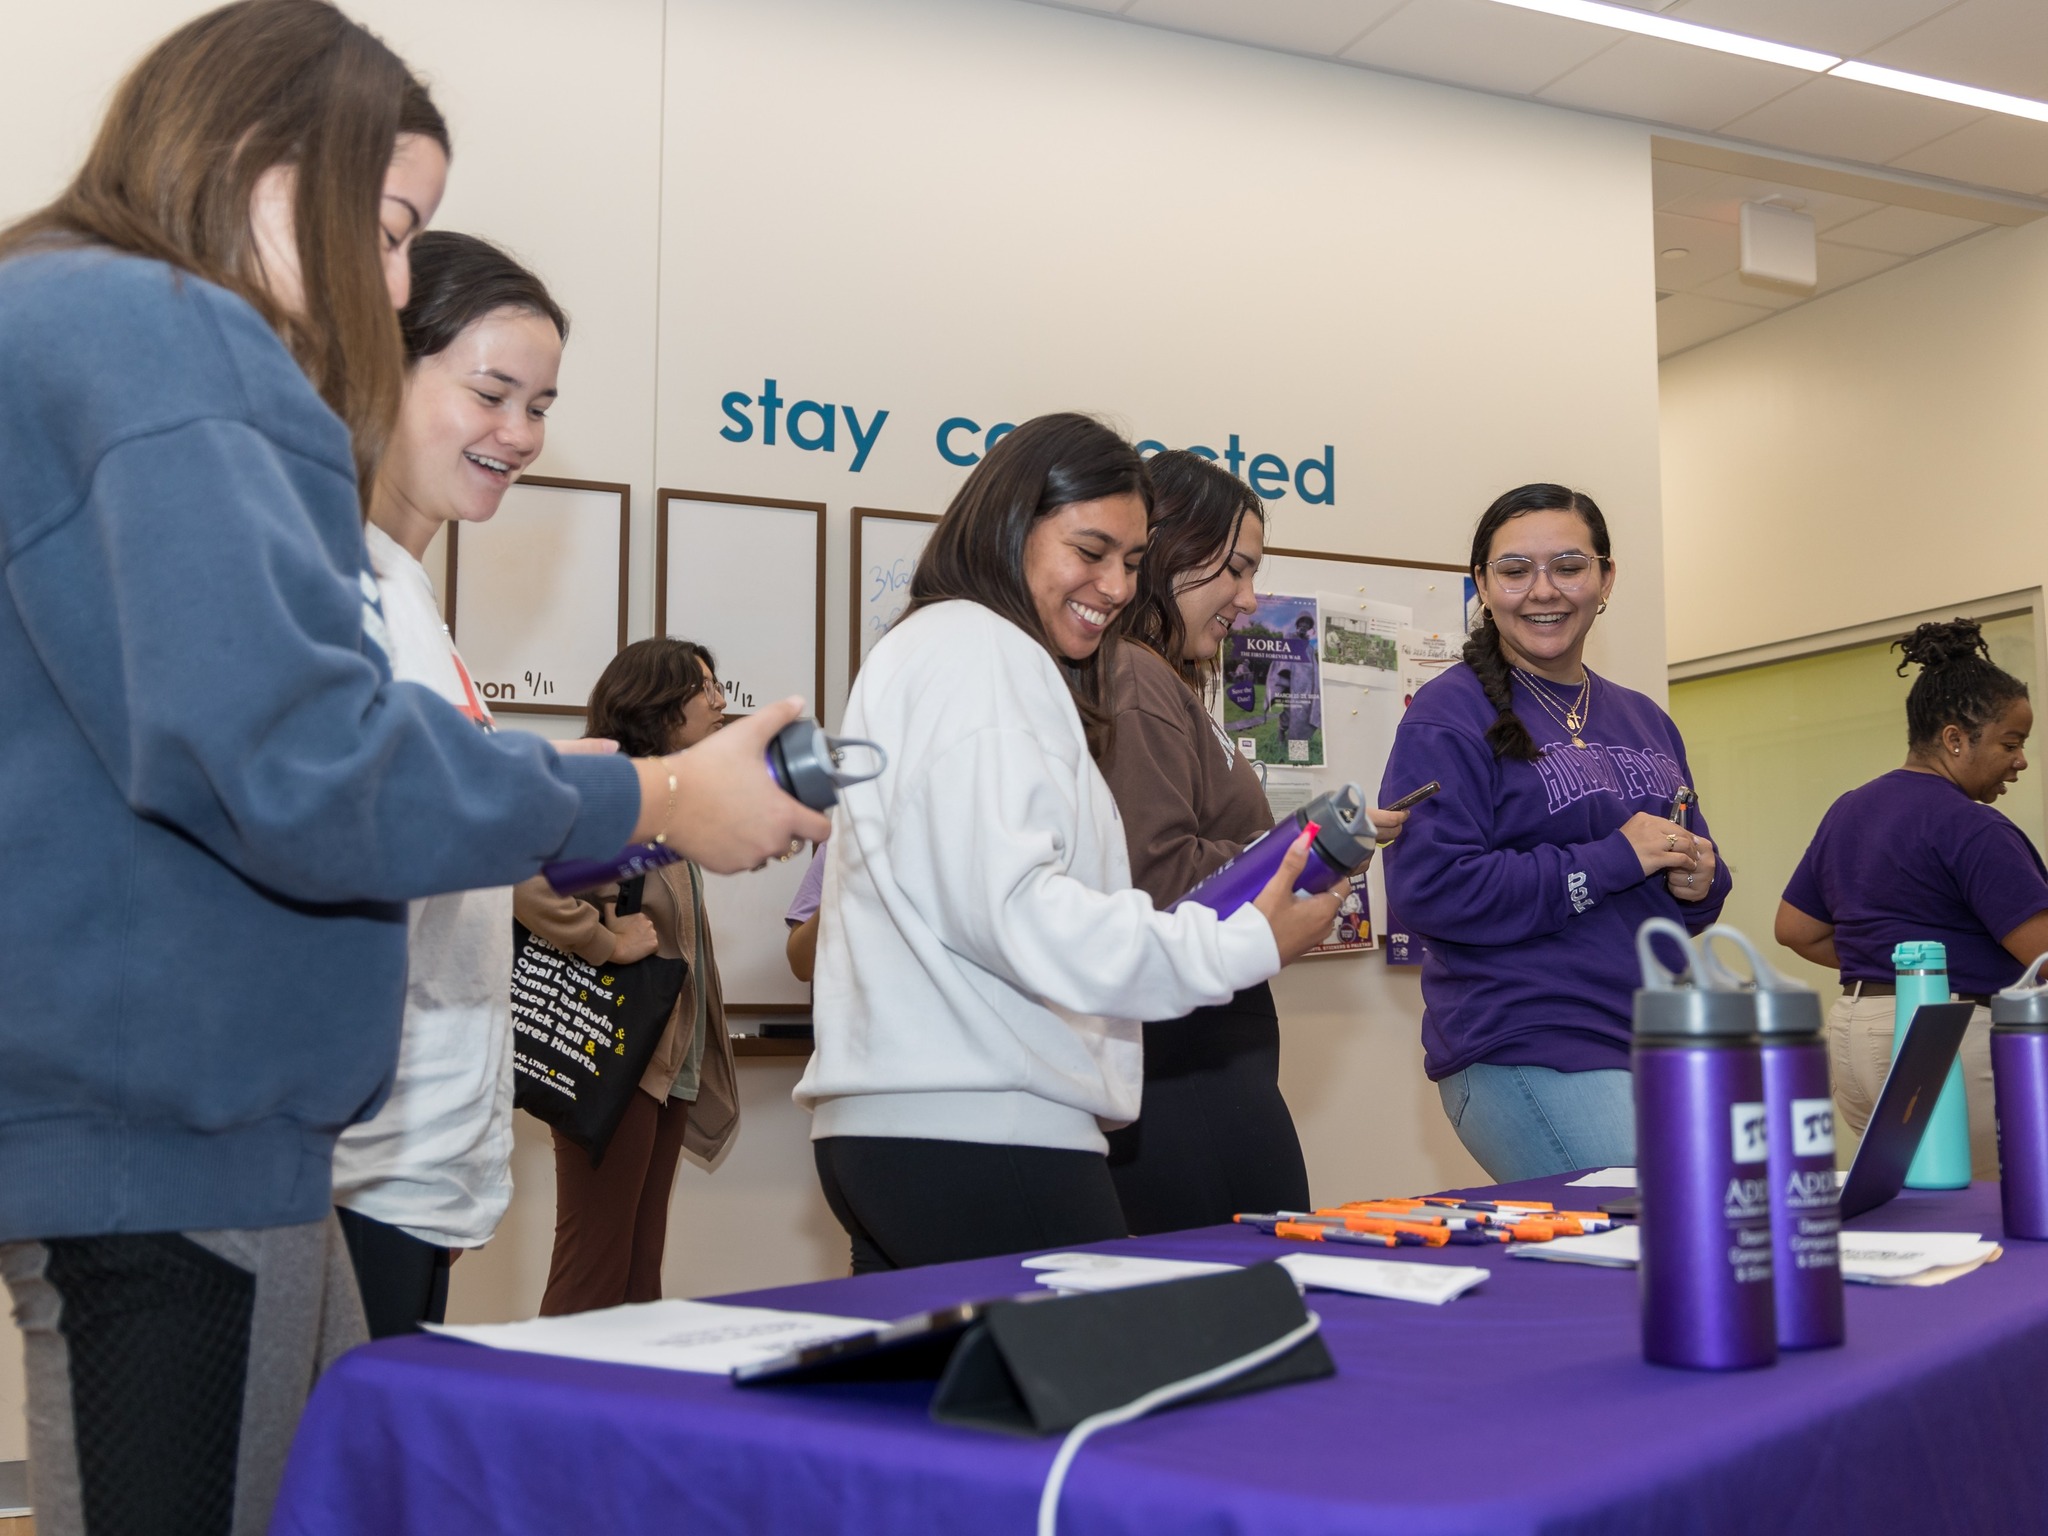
left=270, top=1176, right=2048, bottom=1535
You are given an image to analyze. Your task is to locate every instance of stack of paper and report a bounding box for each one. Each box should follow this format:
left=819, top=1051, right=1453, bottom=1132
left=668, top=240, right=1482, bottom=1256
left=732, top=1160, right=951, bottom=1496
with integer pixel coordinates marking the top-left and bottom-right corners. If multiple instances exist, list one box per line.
left=1564, top=1167, right=1638, bottom=1189
left=1275, top=1253, right=1489, bottom=1305
left=1021, top=1253, right=1241, bottom=1294
left=425, top=1299, right=885, bottom=1374
left=1508, top=1226, right=2003, bottom=1287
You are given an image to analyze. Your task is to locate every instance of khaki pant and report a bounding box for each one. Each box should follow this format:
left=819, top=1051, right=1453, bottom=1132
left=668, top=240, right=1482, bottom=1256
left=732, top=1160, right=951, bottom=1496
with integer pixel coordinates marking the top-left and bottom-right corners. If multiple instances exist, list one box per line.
left=1827, top=994, right=1997, bottom=1179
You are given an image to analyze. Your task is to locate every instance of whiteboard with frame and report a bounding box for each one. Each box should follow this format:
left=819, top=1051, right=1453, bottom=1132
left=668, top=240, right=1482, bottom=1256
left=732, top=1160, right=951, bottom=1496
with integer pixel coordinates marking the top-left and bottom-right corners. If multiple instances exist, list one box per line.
left=849, top=507, right=939, bottom=687
left=654, top=488, right=828, bottom=1010
left=445, top=475, right=629, bottom=716
left=1240, top=547, right=1470, bottom=949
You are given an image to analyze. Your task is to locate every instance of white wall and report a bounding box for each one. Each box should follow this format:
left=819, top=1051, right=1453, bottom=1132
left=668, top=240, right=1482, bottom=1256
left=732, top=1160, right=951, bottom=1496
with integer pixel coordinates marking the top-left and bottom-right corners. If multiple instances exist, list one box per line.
left=2, top=0, right=1670, bottom=1463
left=1660, top=219, right=2048, bottom=664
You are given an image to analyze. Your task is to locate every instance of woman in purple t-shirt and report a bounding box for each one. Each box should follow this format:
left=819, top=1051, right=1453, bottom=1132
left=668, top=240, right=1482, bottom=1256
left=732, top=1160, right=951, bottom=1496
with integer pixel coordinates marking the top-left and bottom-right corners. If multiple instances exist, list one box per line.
left=1777, top=619, right=2048, bottom=1178
left=1381, top=485, right=1730, bottom=1180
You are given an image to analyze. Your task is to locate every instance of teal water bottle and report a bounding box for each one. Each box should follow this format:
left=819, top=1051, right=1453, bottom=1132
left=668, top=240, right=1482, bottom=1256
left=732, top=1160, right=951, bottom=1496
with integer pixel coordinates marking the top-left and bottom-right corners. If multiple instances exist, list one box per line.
left=1895, top=940, right=1972, bottom=1188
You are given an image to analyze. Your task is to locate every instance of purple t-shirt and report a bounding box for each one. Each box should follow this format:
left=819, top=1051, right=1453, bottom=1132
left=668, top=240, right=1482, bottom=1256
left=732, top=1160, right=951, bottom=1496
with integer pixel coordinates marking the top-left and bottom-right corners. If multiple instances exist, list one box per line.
left=785, top=846, right=826, bottom=928
left=1380, top=663, right=1730, bottom=1080
left=1782, top=769, right=2048, bottom=995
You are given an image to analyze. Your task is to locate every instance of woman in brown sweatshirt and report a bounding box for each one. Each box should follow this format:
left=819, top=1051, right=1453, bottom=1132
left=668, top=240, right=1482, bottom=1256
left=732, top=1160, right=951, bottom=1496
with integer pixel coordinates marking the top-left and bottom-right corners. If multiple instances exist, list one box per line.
left=1102, top=453, right=1403, bottom=1232
left=515, top=640, right=740, bottom=1314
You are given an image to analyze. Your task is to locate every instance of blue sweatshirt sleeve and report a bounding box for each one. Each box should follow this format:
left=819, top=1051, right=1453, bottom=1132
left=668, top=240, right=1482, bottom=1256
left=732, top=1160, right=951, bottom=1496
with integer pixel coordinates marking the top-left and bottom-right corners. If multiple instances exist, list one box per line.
left=1381, top=720, right=1646, bottom=946
left=6, top=417, right=638, bottom=904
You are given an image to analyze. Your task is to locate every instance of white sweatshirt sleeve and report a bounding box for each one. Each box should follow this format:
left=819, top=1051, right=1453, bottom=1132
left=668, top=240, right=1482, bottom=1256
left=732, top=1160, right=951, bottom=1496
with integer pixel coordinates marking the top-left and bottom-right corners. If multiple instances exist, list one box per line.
left=889, top=723, right=1280, bottom=1018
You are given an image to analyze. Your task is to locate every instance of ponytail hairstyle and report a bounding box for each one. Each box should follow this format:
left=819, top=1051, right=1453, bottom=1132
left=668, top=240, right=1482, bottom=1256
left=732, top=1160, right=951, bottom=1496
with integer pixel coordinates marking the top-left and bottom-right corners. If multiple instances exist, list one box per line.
left=399, top=231, right=568, bottom=365
left=1122, top=449, right=1266, bottom=695
left=903, top=412, right=1152, bottom=762
left=1463, top=483, right=1613, bottom=762
left=1894, top=619, right=2028, bottom=751
left=0, top=0, right=450, bottom=508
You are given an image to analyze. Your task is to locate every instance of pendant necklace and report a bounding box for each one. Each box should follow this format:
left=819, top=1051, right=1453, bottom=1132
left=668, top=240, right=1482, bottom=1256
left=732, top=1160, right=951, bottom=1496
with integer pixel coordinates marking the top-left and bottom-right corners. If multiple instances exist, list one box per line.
left=1515, top=666, right=1592, bottom=748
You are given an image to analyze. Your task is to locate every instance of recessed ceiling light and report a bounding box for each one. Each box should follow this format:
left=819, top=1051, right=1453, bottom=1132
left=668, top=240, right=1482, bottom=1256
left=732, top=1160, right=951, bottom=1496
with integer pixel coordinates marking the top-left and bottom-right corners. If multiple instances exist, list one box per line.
left=1479, top=0, right=2048, bottom=126
left=1829, top=60, right=2048, bottom=125
left=1660, top=247, right=1690, bottom=260
left=1480, top=0, right=1839, bottom=72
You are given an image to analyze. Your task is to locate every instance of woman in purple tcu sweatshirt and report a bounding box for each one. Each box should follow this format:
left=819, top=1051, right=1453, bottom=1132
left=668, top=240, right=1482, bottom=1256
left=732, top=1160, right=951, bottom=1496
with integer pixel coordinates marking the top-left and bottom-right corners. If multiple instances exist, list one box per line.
left=1380, top=485, right=1731, bottom=1180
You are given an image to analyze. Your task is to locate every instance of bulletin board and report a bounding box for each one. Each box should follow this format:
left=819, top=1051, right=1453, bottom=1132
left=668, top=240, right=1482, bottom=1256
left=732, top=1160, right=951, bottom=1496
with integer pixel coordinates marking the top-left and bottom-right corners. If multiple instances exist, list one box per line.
left=655, top=489, right=826, bottom=711
left=445, top=475, right=630, bottom=716
left=1233, top=546, right=1472, bottom=950
left=849, top=506, right=939, bottom=687
left=654, top=488, right=828, bottom=1009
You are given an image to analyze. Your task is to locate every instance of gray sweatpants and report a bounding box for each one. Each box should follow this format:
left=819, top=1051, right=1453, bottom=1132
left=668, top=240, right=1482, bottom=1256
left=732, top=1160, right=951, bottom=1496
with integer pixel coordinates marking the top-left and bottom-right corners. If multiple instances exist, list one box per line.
left=0, top=1215, right=366, bottom=1536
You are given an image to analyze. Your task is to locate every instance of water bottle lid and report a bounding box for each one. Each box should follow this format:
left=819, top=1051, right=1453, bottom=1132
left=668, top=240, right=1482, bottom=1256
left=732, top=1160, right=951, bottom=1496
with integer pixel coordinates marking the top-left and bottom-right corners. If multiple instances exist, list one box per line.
left=771, top=720, right=888, bottom=810
left=1893, top=939, right=1948, bottom=973
left=1994, top=952, right=2048, bottom=1026
left=1633, top=917, right=1757, bottom=1039
left=1695, top=922, right=1824, bottom=1039
left=1297, top=784, right=1374, bottom=876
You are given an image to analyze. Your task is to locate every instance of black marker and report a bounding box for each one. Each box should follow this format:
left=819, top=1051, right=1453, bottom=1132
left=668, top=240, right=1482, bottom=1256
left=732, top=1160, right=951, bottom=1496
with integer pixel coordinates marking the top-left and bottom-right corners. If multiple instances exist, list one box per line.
left=1383, top=781, right=1443, bottom=813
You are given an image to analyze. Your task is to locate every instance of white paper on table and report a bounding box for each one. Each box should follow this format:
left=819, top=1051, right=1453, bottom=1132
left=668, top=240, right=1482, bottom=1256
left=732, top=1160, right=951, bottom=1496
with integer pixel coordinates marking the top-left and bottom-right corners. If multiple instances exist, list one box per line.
left=1277, top=1253, right=1488, bottom=1305
left=1840, top=1232, right=2001, bottom=1284
left=1564, top=1167, right=1638, bottom=1188
left=424, top=1299, right=885, bottom=1375
left=1507, top=1226, right=1642, bottom=1268
left=1023, top=1254, right=1242, bottom=1294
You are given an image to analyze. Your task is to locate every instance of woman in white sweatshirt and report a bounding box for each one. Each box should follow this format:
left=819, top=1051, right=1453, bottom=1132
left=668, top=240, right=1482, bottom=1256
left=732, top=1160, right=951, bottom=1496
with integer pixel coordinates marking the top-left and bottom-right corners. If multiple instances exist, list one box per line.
left=795, top=413, right=1338, bottom=1270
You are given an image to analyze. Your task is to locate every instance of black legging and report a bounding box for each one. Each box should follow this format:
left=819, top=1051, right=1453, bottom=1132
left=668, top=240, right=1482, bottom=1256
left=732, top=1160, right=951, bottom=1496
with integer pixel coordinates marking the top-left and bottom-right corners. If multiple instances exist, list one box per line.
left=814, top=1136, right=1128, bottom=1273
left=1106, top=982, right=1310, bottom=1234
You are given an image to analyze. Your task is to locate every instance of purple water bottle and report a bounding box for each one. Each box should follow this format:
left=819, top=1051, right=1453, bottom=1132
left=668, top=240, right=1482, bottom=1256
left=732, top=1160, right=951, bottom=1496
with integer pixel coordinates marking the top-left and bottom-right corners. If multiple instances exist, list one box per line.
left=1633, top=917, right=1777, bottom=1372
left=1698, top=925, right=1843, bottom=1351
left=1991, top=953, right=2048, bottom=1240
left=542, top=720, right=886, bottom=896
left=1169, top=783, right=1376, bottom=915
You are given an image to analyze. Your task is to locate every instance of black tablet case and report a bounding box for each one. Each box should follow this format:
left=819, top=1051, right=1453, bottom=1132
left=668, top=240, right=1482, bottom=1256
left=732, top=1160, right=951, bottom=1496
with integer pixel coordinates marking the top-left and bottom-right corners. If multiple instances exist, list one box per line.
left=928, top=1262, right=1333, bottom=1436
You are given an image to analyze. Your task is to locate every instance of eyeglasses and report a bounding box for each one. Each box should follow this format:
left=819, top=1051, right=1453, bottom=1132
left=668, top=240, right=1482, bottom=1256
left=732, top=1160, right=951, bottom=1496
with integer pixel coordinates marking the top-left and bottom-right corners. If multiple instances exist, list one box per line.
left=1483, top=553, right=1606, bottom=595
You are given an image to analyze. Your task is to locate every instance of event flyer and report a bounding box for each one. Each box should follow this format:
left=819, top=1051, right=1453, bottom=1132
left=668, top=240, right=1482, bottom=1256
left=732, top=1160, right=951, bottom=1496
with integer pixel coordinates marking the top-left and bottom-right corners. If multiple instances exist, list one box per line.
left=1320, top=594, right=1408, bottom=687
left=1222, top=593, right=1324, bottom=767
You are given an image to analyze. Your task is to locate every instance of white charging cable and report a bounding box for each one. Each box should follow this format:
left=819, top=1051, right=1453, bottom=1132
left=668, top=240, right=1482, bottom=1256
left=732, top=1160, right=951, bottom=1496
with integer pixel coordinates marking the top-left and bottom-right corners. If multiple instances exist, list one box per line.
left=1034, top=1310, right=1324, bottom=1536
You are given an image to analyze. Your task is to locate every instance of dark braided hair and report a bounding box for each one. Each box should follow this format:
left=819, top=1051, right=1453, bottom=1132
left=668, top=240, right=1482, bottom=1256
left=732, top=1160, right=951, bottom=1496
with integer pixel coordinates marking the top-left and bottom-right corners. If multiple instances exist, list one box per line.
left=1463, top=484, right=1613, bottom=762
left=1894, top=619, right=2027, bottom=750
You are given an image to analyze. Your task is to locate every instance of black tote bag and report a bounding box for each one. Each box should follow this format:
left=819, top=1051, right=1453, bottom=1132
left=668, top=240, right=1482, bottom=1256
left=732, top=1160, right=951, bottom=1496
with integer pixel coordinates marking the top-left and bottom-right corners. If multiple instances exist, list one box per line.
left=510, top=907, right=685, bottom=1164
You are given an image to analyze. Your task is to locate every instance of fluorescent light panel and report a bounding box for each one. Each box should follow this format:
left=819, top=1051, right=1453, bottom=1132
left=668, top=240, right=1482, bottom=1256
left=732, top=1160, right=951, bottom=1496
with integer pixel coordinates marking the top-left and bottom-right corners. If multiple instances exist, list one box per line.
left=1481, top=0, right=2048, bottom=126
left=1481, top=0, right=1839, bottom=72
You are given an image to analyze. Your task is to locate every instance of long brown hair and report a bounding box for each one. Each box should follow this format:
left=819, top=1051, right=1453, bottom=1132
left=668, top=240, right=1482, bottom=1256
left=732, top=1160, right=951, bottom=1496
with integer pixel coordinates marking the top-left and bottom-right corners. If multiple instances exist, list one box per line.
left=0, top=0, right=449, bottom=505
left=902, top=413, right=1151, bottom=761
left=587, top=639, right=718, bottom=759
left=1121, top=449, right=1266, bottom=697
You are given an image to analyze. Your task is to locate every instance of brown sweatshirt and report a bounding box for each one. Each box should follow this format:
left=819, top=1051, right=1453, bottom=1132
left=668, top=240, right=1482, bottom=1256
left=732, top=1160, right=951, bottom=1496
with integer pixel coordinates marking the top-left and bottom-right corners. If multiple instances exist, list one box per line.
left=511, top=862, right=740, bottom=1163
left=1102, top=643, right=1274, bottom=909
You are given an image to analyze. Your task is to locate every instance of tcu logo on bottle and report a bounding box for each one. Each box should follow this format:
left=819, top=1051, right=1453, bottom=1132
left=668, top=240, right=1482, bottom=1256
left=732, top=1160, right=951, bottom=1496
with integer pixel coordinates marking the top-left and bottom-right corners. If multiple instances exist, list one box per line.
left=1731, top=1102, right=1768, bottom=1164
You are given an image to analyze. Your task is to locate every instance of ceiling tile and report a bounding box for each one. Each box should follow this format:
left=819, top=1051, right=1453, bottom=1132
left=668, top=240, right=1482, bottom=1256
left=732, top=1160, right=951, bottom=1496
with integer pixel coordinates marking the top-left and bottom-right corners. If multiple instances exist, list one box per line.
left=1656, top=291, right=1775, bottom=356
left=1888, top=113, right=2048, bottom=195
left=1716, top=73, right=1983, bottom=163
left=1652, top=210, right=1741, bottom=285
left=1823, top=202, right=1989, bottom=253
left=1663, top=0, right=1960, bottom=58
left=1339, top=0, right=1619, bottom=96
left=1812, top=240, right=1911, bottom=293
left=1124, top=0, right=1406, bottom=54
left=1862, top=0, right=2048, bottom=104
left=1655, top=170, right=1883, bottom=231
left=1651, top=158, right=1727, bottom=205
left=1537, top=36, right=1812, bottom=133
left=1036, top=0, right=1133, bottom=11
left=1693, top=269, right=1810, bottom=308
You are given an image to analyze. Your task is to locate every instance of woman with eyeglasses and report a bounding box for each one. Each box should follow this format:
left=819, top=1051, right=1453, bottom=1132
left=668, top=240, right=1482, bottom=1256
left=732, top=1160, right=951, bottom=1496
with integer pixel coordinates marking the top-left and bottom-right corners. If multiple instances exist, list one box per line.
left=1379, top=484, right=1730, bottom=1180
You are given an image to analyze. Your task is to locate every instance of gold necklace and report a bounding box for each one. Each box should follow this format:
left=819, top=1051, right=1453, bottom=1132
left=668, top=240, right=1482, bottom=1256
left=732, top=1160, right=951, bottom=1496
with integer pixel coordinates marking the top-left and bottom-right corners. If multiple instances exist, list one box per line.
left=1514, top=666, right=1592, bottom=748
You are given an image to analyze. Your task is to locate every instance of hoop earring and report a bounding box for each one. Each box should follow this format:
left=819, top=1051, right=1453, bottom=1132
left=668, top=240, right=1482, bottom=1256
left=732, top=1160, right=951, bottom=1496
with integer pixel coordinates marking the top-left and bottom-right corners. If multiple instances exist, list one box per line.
left=1597, top=601, right=1609, bottom=614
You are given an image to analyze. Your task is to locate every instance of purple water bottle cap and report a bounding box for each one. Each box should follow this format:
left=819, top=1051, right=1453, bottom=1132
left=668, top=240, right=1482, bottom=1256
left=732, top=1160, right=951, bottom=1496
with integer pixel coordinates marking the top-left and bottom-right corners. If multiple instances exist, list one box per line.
left=1633, top=917, right=1752, bottom=1040
left=1298, top=783, right=1375, bottom=877
left=1697, top=924, right=1822, bottom=1041
left=1994, top=953, right=2048, bottom=1026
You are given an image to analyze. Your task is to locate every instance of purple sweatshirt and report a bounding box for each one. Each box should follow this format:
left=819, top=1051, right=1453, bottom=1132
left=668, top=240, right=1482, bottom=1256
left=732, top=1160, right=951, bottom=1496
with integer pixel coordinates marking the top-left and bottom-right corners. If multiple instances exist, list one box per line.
left=1380, top=663, right=1731, bottom=1079
left=1783, top=769, right=2048, bottom=996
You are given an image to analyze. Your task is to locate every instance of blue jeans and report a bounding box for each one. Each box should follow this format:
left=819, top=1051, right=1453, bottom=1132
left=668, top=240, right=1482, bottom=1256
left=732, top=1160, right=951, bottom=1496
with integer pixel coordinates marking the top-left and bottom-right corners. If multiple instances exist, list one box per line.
left=1437, top=1063, right=1636, bottom=1182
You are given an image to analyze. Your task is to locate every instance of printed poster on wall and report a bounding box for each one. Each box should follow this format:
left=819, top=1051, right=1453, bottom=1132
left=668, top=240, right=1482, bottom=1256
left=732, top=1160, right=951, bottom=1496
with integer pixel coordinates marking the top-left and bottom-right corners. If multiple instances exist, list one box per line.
left=1222, top=593, right=1324, bottom=767
left=1306, top=869, right=1375, bottom=957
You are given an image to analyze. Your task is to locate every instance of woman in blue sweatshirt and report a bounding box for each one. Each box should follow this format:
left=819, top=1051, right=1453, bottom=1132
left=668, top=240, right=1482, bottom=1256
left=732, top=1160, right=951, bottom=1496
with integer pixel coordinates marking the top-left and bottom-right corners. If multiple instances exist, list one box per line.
left=1380, top=484, right=1730, bottom=1180
left=0, top=6, right=823, bottom=1529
